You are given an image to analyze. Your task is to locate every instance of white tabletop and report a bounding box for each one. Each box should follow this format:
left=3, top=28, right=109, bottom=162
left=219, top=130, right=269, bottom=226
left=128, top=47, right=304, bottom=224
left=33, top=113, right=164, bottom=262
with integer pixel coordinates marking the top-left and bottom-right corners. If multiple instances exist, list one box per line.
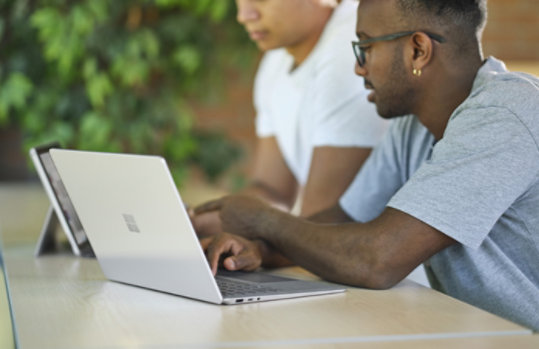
left=0, top=183, right=534, bottom=348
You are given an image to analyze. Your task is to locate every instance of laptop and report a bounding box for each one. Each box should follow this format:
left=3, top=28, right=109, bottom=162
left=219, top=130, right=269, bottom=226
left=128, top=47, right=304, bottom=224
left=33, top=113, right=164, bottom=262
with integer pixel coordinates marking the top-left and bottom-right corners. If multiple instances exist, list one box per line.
left=50, top=149, right=346, bottom=304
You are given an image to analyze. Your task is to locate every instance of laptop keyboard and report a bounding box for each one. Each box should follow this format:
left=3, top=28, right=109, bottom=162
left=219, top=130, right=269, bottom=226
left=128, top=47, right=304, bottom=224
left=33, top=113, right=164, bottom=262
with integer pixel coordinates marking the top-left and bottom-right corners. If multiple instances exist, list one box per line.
left=216, top=277, right=282, bottom=297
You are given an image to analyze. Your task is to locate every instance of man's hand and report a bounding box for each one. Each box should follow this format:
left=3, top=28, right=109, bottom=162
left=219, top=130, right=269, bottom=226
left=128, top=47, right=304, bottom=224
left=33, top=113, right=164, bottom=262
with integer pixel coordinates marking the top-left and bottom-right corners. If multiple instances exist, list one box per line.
left=200, top=233, right=264, bottom=275
left=189, top=210, right=223, bottom=238
left=194, top=195, right=272, bottom=240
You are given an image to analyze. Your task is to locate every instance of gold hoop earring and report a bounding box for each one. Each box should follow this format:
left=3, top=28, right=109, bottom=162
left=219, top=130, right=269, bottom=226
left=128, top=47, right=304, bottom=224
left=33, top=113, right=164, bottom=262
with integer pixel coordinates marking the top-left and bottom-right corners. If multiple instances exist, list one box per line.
left=412, top=68, right=422, bottom=77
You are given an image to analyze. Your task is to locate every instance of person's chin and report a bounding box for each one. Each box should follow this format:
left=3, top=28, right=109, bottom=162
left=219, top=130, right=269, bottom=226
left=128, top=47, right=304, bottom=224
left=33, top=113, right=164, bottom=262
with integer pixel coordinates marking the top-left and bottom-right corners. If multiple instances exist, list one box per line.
left=255, top=40, right=278, bottom=52
left=251, top=37, right=280, bottom=52
left=375, top=105, right=403, bottom=119
left=249, top=31, right=275, bottom=50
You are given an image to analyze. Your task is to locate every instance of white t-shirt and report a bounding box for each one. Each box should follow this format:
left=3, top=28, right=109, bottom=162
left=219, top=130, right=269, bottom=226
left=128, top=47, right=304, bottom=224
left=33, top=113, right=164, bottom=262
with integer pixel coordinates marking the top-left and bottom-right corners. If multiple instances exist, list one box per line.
left=253, top=0, right=388, bottom=185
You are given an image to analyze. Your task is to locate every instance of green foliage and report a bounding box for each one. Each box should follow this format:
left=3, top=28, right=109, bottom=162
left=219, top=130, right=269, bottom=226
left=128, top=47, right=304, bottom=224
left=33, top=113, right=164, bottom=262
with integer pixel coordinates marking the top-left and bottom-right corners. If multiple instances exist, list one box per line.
left=0, top=0, right=256, bottom=184
left=190, top=130, right=244, bottom=182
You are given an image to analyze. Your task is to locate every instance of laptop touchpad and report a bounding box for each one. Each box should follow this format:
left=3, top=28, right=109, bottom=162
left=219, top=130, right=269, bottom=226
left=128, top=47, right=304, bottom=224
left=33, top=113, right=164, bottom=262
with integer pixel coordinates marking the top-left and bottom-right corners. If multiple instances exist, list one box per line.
left=217, top=270, right=294, bottom=283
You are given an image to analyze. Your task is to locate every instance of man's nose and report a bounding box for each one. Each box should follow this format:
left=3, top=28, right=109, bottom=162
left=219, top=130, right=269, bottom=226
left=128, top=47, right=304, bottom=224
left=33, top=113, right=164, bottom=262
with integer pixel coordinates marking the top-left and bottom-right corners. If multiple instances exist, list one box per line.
left=355, top=61, right=367, bottom=77
left=236, top=1, right=260, bottom=24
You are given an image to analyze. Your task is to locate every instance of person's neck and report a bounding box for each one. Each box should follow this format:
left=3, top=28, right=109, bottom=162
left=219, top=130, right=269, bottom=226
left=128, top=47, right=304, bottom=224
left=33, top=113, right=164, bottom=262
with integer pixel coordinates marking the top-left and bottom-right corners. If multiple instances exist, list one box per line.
left=286, top=10, right=333, bottom=69
left=414, top=55, right=484, bottom=140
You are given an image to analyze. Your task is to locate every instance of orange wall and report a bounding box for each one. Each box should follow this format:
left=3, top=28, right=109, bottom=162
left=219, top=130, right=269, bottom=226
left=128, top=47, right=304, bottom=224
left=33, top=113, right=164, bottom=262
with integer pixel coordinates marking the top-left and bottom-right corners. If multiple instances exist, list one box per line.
left=483, top=0, right=539, bottom=60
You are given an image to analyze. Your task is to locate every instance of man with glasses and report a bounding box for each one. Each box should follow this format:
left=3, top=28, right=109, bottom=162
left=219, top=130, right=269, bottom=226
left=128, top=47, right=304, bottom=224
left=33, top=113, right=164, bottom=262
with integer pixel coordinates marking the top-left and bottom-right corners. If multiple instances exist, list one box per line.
left=195, top=0, right=539, bottom=330
left=192, top=0, right=388, bottom=235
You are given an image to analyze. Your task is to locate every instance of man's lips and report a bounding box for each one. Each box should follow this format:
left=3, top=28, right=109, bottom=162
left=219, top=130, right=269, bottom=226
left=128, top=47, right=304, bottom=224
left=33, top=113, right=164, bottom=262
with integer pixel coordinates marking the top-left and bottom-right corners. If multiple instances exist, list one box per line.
left=364, top=80, right=374, bottom=90
left=248, top=30, right=268, bottom=41
left=364, top=81, right=375, bottom=102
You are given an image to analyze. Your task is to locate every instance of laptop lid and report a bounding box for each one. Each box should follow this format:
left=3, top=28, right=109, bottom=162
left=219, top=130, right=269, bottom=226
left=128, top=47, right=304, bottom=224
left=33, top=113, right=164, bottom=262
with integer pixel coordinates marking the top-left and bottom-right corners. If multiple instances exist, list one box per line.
left=50, top=149, right=223, bottom=304
left=50, top=149, right=345, bottom=304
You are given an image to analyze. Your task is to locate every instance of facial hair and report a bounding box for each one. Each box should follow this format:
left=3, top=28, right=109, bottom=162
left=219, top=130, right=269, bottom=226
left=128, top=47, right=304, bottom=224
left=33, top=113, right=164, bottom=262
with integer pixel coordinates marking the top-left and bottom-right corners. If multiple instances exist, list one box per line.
left=373, top=45, right=417, bottom=119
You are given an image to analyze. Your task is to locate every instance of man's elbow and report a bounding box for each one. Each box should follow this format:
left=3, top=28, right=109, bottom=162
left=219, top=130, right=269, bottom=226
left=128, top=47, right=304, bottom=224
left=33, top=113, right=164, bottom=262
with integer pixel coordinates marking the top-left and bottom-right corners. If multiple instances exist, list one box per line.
left=360, top=255, right=411, bottom=289
left=361, top=271, right=403, bottom=290
left=323, top=262, right=404, bottom=290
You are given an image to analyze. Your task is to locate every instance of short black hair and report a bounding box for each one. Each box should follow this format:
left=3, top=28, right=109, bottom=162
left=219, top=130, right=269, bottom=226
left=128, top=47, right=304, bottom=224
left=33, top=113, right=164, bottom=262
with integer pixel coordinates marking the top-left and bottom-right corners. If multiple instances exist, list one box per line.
left=395, top=0, right=487, bottom=38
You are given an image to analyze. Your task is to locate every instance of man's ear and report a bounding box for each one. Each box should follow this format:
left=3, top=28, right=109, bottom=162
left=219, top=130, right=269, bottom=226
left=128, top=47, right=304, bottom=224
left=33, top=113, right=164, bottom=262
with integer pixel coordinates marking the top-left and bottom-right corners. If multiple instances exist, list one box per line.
left=408, top=32, right=433, bottom=73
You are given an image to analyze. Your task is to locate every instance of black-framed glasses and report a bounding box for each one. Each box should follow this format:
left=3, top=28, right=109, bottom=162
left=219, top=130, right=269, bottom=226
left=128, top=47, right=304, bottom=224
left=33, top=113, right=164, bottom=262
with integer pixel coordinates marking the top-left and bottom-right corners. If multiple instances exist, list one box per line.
left=351, top=31, right=446, bottom=67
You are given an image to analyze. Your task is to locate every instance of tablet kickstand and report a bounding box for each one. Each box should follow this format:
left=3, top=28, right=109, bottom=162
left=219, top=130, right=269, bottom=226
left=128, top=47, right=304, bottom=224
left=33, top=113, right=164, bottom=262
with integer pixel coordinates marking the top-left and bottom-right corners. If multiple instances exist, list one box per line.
left=34, top=206, right=73, bottom=257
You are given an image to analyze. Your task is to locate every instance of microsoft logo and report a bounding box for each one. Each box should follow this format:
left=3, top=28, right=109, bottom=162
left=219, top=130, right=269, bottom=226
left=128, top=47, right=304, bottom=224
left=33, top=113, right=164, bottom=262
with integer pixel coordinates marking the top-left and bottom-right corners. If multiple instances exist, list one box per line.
left=122, top=214, right=140, bottom=233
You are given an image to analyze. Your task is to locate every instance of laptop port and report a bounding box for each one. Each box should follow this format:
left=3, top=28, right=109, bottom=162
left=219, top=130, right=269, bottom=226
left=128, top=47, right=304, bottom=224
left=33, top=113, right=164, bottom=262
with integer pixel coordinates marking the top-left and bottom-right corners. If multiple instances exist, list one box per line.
left=236, top=299, right=243, bottom=303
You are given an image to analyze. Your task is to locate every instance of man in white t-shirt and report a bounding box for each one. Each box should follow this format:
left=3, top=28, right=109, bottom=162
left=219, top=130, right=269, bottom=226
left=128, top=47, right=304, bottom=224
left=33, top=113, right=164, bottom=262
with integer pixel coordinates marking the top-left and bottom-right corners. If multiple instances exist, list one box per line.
left=192, top=0, right=387, bottom=236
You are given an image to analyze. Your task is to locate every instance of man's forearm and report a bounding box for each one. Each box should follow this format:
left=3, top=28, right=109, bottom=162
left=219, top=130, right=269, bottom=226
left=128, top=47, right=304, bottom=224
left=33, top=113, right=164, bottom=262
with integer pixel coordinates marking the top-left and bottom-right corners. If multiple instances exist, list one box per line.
left=308, top=203, right=354, bottom=223
left=201, top=196, right=450, bottom=288
left=242, top=180, right=295, bottom=212
left=248, top=206, right=379, bottom=287
left=257, top=204, right=353, bottom=269
left=250, top=207, right=436, bottom=289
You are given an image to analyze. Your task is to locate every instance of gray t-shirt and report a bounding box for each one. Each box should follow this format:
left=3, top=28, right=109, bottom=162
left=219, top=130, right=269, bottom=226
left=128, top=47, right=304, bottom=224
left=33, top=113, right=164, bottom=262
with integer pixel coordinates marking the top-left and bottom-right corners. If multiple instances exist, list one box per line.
left=340, top=57, right=539, bottom=330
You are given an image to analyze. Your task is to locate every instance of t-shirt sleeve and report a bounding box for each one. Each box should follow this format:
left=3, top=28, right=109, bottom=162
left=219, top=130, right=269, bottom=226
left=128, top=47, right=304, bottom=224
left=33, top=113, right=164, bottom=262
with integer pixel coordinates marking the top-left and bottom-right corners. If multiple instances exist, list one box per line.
left=340, top=116, right=433, bottom=222
left=339, top=124, right=403, bottom=222
left=388, top=107, right=539, bottom=249
left=253, top=52, right=276, bottom=138
left=310, top=39, right=388, bottom=148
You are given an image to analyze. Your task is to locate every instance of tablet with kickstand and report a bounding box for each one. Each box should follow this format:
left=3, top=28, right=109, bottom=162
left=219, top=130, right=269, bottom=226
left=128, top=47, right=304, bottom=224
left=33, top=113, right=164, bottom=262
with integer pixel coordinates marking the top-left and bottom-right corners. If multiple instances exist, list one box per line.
left=29, top=142, right=95, bottom=257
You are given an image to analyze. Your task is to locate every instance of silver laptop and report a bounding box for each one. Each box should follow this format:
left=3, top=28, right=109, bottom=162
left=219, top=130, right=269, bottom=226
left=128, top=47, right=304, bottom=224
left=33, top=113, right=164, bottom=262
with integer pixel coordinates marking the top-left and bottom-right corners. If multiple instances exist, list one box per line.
left=50, top=149, right=346, bottom=304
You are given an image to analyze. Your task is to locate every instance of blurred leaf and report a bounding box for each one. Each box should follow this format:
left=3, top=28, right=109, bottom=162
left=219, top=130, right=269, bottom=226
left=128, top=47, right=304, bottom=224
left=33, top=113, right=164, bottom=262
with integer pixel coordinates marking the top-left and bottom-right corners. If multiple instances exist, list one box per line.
left=191, top=130, right=243, bottom=182
left=112, top=56, right=149, bottom=86
left=210, top=0, right=229, bottom=22
left=0, top=17, right=5, bottom=38
left=2, top=0, right=257, bottom=185
left=173, top=45, right=200, bottom=74
left=72, top=6, right=95, bottom=36
left=136, top=30, right=160, bottom=59
left=86, top=73, right=113, bottom=107
left=164, top=132, right=198, bottom=162
left=79, top=111, right=113, bottom=150
left=83, top=57, right=98, bottom=79
left=0, top=73, right=33, bottom=125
